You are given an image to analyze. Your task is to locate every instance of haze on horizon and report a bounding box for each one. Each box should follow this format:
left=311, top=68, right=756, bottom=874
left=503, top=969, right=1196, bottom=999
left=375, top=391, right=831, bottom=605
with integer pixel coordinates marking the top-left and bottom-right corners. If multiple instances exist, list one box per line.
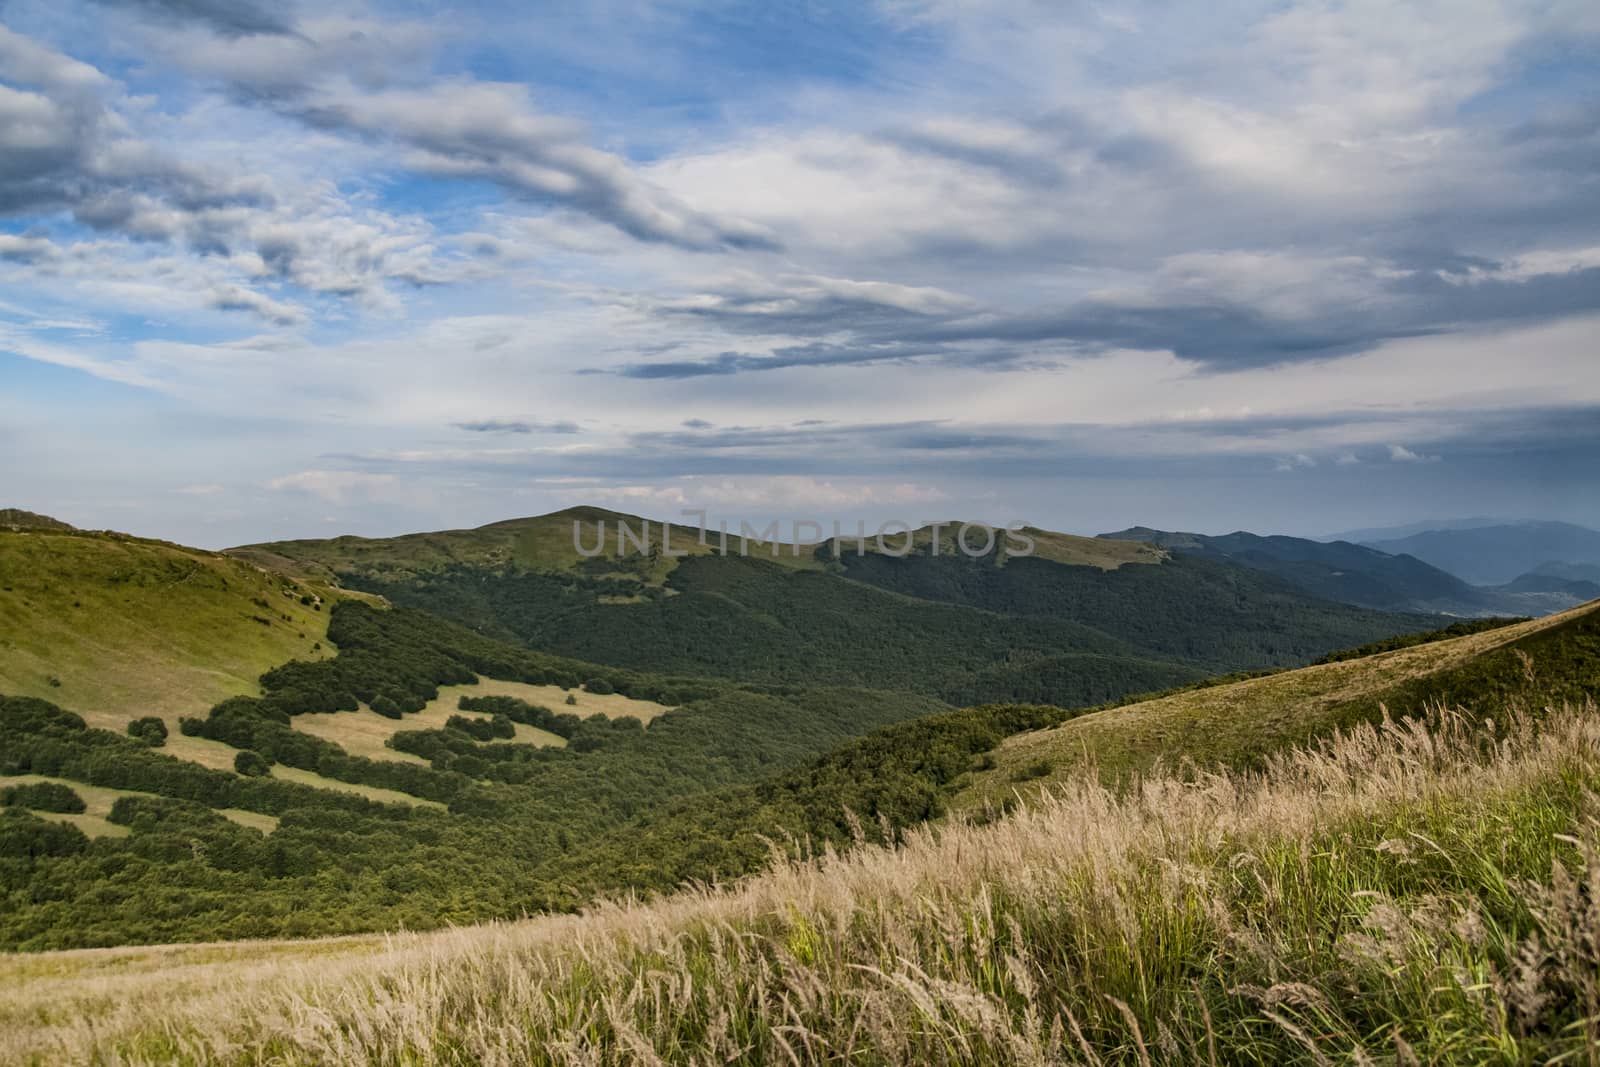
left=1, top=0, right=1597, bottom=548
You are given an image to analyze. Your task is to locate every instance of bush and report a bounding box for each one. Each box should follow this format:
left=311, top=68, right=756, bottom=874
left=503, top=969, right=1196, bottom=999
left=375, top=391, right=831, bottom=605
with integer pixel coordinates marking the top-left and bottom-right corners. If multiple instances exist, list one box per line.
left=234, top=751, right=271, bottom=777
left=565, top=693, right=578, bottom=706
left=584, top=678, right=615, bottom=695
left=0, top=808, right=87, bottom=859
left=0, top=781, right=87, bottom=813
left=370, top=696, right=402, bottom=720
left=127, top=716, right=169, bottom=747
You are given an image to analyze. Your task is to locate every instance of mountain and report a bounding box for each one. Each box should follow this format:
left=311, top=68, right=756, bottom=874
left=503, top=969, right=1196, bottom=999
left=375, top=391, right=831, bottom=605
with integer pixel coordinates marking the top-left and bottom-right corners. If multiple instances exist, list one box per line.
left=1361, top=520, right=1600, bottom=585
left=237, top=508, right=1440, bottom=706
left=1096, top=525, right=1579, bottom=616
left=1498, top=571, right=1600, bottom=598
left=1325, top=515, right=1509, bottom=542
left=1530, top=560, right=1600, bottom=583
left=0, top=590, right=947, bottom=949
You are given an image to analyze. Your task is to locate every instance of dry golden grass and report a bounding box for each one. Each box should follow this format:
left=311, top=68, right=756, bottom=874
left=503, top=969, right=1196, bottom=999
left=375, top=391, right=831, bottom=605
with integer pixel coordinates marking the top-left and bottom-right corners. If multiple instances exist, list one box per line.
left=436, top=675, right=675, bottom=723
left=266, top=765, right=445, bottom=809
left=4, top=689, right=1598, bottom=1065
left=955, top=601, right=1594, bottom=810
left=293, top=695, right=560, bottom=764
left=0, top=775, right=278, bottom=836
left=291, top=677, right=674, bottom=765
left=1013, top=526, right=1165, bottom=569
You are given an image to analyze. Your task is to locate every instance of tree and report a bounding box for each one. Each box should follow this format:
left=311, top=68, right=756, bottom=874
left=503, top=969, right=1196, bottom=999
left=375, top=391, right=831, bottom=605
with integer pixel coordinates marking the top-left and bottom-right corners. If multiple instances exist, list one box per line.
left=127, top=716, right=169, bottom=747
left=370, top=696, right=403, bottom=720
left=234, top=750, right=271, bottom=777
left=0, top=781, right=87, bottom=813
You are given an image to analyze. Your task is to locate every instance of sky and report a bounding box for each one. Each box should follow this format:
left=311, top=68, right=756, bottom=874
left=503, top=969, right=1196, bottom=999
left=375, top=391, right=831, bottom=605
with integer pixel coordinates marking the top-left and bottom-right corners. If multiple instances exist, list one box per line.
left=0, top=0, right=1597, bottom=548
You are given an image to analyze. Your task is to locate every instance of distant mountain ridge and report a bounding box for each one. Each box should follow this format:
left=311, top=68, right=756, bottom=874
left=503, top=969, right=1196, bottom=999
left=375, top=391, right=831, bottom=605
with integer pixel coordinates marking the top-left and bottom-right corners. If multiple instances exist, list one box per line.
left=1098, top=525, right=1594, bottom=617
left=1360, top=521, right=1600, bottom=586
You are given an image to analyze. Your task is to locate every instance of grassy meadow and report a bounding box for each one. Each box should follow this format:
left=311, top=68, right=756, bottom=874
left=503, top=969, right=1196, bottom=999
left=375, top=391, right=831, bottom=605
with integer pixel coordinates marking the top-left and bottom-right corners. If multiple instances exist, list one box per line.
left=4, top=683, right=1600, bottom=1064
left=954, top=600, right=1596, bottom=810
left=0, top=529, right=340, bottom=731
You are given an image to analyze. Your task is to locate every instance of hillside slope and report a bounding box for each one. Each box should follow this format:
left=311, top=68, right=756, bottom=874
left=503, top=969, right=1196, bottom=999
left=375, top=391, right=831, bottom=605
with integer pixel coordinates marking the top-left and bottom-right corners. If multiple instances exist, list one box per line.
left=953, top=597, right=1600, bottom=811
left=0, top=527, right=346, bottom=730
left=7, top=665, right=1600, bottom=1065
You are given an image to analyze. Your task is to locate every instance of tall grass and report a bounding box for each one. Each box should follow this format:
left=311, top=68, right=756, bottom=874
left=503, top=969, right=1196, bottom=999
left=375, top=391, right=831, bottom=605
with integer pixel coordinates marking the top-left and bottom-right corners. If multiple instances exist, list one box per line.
left=5, top=694, right=1600, bottom=1065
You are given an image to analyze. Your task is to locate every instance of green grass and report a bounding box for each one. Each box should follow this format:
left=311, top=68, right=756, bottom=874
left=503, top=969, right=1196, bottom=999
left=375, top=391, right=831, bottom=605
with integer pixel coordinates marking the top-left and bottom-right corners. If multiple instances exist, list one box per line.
left=954, top=597, right=1599, bottom=811
left=231, top=505, right=824, bottom=589
left=231, top=510, right=1169, bottom=600
left=0, top=529, right=340, bottom=733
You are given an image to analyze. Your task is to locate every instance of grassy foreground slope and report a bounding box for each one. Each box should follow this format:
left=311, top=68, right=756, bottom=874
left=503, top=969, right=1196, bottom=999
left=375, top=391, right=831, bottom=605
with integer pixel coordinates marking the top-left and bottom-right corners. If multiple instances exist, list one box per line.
left=5, top=686, right=1598, bottom=1064
left=955, top=597, right=1600, bottom=810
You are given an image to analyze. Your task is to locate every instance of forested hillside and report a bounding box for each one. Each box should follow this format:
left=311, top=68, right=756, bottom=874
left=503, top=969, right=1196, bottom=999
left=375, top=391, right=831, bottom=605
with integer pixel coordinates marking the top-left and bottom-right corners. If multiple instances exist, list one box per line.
left=254, top=510, right=1438, bottom=707
left=0, top=594, right=955, bottom=948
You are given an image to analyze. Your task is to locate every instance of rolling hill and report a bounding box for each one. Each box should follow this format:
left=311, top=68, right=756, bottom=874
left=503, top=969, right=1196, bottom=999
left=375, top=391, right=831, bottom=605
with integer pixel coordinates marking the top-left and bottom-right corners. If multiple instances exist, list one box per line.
left=0, top=523, right=349, bottom=731
left=238, top=508, right=1440, bottom=707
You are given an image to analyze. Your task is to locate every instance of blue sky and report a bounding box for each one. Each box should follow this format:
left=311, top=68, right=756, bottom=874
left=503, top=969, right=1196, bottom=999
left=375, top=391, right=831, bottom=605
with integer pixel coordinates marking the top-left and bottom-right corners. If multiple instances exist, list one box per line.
left=1, top=0, right=1597, bottom=547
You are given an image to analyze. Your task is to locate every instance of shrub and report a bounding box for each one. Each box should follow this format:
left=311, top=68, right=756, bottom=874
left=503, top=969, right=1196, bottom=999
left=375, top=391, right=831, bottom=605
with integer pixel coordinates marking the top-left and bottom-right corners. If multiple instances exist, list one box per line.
left=370, top=696, right=402, bottom=720
left=584, top=678, right=615, bottom=695
left=0, top=781, right=87, bottom=813
left=234, top=751, right=271, bottom=777
left=565, top=693, right=578, bottom=706
left=127, top=716, right=169, bottom=747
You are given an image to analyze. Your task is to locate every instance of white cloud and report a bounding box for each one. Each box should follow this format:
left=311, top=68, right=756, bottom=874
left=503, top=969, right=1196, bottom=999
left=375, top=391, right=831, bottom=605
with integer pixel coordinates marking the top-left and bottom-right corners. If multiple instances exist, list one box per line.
left=1387, top=444, right=1441, bottom=463
left=265, top=470, right=398, bottom=503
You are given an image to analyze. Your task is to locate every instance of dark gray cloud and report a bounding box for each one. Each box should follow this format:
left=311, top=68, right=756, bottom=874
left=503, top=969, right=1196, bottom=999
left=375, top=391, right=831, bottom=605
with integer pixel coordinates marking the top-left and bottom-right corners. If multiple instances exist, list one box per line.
left=605, top=255, right=1600, bottom=378
left=90, top=0, right=295, bottom=37
left=318, top=404, right=1600, bottom=497
left=453, top=418, right=582, bottom=434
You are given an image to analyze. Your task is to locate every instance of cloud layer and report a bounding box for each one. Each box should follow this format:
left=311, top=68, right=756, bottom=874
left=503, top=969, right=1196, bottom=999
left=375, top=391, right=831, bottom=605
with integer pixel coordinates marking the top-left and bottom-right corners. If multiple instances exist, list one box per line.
left=1, top=0, right=1597, bottom=544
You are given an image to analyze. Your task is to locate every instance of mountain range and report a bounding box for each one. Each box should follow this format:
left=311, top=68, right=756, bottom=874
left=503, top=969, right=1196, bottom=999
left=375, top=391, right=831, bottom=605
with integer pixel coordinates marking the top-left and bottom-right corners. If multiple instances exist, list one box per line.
left=1358, top=520, right=1600, bottom=586
left=1097, top=524, right=1600, bottom=617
